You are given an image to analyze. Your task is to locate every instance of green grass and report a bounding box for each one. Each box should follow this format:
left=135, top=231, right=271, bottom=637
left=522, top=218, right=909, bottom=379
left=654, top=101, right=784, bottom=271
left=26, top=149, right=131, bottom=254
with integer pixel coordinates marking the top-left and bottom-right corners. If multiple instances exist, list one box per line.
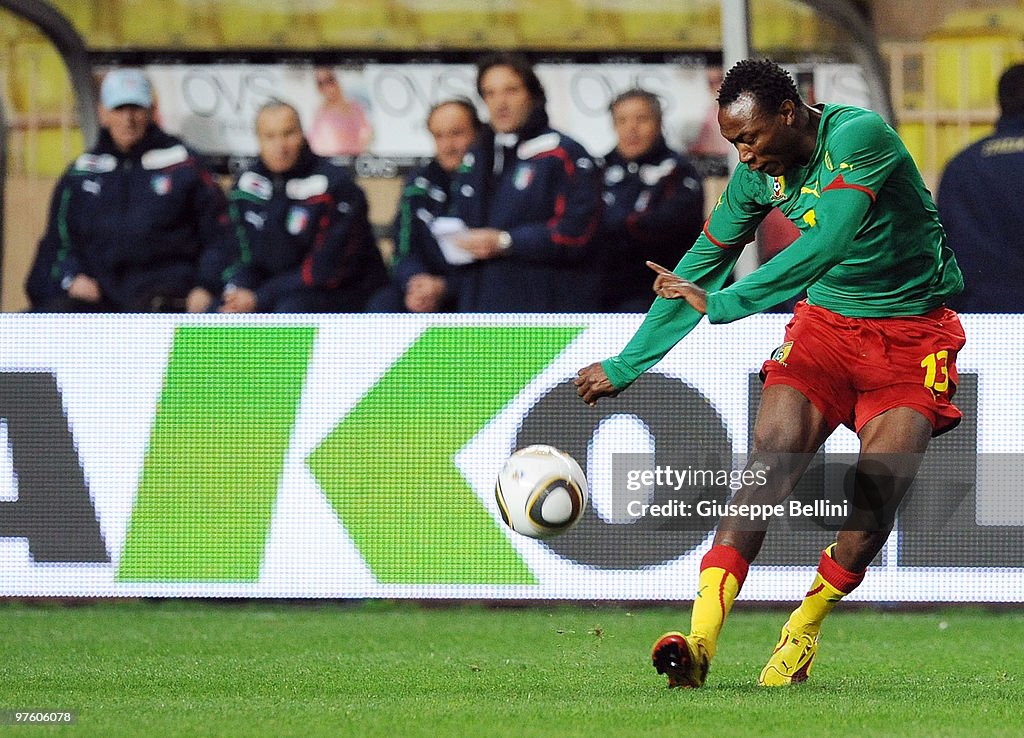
left=0, top=601, right=1021, bottom=737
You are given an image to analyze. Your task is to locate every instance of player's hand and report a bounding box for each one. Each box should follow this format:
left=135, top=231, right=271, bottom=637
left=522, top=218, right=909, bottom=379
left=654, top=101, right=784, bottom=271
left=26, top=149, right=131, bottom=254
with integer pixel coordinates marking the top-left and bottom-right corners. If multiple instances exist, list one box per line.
left=647, top=261, right=708, bottom=314
left=67, top=274, right=102, bottom=303
left=574, top=362, right=620, bottom=406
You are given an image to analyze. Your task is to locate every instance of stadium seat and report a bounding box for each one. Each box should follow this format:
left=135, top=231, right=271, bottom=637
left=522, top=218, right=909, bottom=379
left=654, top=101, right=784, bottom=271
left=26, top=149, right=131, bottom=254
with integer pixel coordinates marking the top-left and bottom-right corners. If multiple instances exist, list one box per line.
left=927, top=7, right=1024, bottom=110
left=316, top=1, right=419, bottom=48
left=119, top=0, right=220, bottom=47
left=613, top=0, right=720, bottom=48
left=513, top=0, right=621, bottom=49
left=215, top=1, right=321, bottom=47
left=16, top=125, right=84, bottom=177
left=750, top=1, right=843, bottom=53
left=403, top=0, right=520, bottom=49
left=9, top=40, right=73, bottom=116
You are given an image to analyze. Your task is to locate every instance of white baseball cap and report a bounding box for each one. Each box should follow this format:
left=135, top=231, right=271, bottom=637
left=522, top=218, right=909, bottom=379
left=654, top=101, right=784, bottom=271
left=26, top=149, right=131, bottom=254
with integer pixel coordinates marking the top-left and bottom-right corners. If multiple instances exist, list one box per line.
left=101, top=69, right=153, bottom=109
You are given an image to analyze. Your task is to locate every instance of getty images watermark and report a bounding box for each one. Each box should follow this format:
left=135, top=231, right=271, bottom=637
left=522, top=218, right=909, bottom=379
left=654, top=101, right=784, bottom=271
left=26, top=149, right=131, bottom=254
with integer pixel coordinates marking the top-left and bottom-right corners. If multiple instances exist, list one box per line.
left=623, top=461, right=848, bottom=527
left=608, top=453, right=932, bottom=532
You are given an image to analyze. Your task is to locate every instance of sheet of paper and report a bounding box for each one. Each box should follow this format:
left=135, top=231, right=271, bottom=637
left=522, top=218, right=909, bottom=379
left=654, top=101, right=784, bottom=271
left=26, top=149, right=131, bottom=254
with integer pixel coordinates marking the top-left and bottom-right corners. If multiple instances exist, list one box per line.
left=430, top=216, right=475, bottom=265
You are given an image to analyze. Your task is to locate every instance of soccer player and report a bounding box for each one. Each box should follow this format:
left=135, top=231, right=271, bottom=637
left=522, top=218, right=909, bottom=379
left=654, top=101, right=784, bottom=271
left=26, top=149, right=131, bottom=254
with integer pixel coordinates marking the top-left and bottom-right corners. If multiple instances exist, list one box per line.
left=574, top=59, right=965, bottom=687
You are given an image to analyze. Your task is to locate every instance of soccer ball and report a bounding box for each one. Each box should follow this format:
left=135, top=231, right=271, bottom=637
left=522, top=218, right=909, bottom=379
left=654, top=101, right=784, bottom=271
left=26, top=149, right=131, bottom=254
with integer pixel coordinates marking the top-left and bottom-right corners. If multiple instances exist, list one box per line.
left=495, top=445, right=589, bottom=539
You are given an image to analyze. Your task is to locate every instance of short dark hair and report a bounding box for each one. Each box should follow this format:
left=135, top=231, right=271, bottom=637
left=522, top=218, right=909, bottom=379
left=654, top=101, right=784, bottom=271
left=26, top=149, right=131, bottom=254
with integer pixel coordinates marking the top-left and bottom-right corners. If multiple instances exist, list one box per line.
left=475, top=52, right=545, bottom=104
left=426, top=97, right=482, bottom=131
left=609, top=88, right=663, bottom=125
left=998, top=63, right=1024, bottom=118
left=717, top=58, right=802, bottom=113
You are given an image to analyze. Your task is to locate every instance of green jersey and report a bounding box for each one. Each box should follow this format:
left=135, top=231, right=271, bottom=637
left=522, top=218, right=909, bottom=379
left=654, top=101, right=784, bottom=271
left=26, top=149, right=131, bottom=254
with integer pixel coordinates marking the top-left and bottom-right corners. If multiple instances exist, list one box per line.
left=603, top=103, right=963, bottom=389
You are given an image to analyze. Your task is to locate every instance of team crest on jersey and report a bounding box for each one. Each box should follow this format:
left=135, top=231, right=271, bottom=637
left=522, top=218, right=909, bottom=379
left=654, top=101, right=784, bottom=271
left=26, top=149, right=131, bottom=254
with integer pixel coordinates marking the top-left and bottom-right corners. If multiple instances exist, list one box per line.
left=769, top=175, right=787, bottom=202
left=73, top=153, right=116, bottom=174
left=513, top=164, right=535, bottom=191
left=771, top=340, right=794, bottom=365
left=286, top=206, right=310, bottom=235
left=150, top=174, right=172, bottom=195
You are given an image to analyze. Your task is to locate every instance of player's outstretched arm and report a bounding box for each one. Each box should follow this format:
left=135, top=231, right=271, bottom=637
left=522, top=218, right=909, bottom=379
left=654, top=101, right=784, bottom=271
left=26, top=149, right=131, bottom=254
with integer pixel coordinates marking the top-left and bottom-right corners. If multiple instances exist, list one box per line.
left=574, top=362, right=620, bottom=406
left=646, top=261, right=708, bottom=313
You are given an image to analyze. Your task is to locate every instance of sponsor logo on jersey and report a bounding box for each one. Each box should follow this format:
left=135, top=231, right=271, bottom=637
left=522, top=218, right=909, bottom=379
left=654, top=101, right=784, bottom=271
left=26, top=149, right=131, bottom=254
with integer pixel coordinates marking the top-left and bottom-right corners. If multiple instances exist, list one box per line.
left=73, top=153, right=117, bottom=174
left=513, top=165, right=534, bottom=191
left=286, top=206, right=310, bottom=235
left=238, top=172, right=273, bottom=200
left=604, top=165, right=625, bottom=185
left=800, top=179, right=821, bottom=198
left=770, top=175, right=787, bottom=202
left=82, top=179, right=102, bottom=195
left=771, top=341, right=793, bottom=365
left=141, top=145, right=188, bottom=170
left=640, top=158, right=676, bottom=186
left=286, top=174, right=328, bottom=200
left=150, top=174, right=172, bottom=196
left=244, top=211, right=266, bottom=230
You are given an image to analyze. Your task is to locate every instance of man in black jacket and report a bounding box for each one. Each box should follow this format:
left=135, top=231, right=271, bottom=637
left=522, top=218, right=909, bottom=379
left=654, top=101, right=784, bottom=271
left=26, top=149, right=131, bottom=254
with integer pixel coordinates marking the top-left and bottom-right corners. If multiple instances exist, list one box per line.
left=217, top=101, right=386, bottom=313
left=27, top=68, right=233, bottom=312
left=367, top=98, right=480, bottom=312
left=598, top=89, right=705, bottom=312
left=450, top=53, right=602, bottom=312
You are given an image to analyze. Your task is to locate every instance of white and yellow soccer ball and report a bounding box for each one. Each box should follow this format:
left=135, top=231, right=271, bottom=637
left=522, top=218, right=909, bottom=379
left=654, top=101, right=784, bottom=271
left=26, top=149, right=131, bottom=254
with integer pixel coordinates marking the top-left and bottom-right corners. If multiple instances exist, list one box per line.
left=495, top=445, right=589, bottom=539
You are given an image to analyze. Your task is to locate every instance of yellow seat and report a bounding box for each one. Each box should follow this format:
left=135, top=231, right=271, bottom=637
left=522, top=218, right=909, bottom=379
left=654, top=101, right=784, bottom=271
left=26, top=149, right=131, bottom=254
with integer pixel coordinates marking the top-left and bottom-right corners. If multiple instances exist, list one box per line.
left=612, top=0, right=720, bottom=48
left=402, top=0, right=519, bottom=48
left=119, top=0, right=220, bottom=47
left=17, top=125, right=85, bottom=177
left=514, top=0, right=620, bottom=49
left=316, top=1, right=418, bottom=48
left=216, top=1, right=323, bottom=47
left=10, top=40, right=73, bottom=116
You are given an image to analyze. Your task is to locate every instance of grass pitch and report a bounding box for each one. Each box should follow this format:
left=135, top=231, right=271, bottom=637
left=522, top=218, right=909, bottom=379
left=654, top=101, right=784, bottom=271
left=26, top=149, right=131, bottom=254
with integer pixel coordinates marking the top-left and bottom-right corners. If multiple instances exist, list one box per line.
left=0, top=600, right=1020, bottom=737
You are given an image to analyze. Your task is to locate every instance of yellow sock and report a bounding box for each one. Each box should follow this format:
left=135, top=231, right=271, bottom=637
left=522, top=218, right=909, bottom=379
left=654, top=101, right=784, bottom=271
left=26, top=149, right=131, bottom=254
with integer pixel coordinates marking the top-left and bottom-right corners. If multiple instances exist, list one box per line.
left=689, top=545, right=749, bottom=658
left=789, top=544, right=865, bottom=633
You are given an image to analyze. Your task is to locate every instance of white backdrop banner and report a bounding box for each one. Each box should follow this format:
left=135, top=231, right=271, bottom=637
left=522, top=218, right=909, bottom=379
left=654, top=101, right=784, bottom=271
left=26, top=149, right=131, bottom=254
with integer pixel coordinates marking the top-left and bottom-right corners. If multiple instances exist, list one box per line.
left=0, top=313, right=1017, bottom=601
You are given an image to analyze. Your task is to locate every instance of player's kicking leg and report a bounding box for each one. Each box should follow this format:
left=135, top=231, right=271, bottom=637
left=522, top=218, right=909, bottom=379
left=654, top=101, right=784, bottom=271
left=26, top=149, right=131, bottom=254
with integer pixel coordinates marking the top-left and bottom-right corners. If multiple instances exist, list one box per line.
left=759, top=406, right=932, bottom=686
left=653, top=385, right=832, bottom=687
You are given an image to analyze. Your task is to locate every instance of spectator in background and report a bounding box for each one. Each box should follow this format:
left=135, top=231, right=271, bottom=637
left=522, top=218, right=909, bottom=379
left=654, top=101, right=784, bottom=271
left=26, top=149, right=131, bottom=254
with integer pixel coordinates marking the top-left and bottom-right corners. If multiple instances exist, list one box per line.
left=26, top=69, right=232, bottom=312
left=598, top=89, right=704, bottom=312
left=687, top=66, right=733, bottom=177
left=367, top=98, right=481, bottom=312
left=308, top=68, right=373, bottom=157
left=216, top=100, right=386, bottom=313
left=937, top=63, right=1024, bottom=312
left=450, top=52, right=602, bottom=312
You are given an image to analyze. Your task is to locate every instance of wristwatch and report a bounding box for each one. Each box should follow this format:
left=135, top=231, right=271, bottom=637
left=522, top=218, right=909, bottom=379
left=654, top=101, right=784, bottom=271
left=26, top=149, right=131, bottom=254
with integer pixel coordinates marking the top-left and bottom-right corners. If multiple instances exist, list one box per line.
left=497, top=230, right=513, bottom=251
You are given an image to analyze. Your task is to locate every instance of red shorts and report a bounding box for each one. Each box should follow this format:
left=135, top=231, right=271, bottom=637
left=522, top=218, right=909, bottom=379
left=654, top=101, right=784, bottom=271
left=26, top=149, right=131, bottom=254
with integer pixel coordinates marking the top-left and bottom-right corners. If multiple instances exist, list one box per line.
left=761, top=300, right=966, bottom=437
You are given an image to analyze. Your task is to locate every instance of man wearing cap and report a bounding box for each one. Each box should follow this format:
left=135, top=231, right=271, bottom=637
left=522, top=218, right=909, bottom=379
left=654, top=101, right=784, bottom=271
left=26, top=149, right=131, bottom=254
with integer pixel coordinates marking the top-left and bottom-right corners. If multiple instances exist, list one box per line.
left=26, top=68, right=233, bottom=312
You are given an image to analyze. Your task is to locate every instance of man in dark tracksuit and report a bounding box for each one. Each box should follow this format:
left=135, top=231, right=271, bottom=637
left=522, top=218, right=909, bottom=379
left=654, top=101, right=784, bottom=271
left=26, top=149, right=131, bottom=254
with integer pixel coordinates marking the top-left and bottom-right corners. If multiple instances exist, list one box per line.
left=937, top=63, right=1024, bottom=312
left=219, top=101, right=386, bottom=313
left=599, top=89, right=705, bottom=312
left=27, top=69, right=232, bottom=312
left=451, top=53, right=602, bottom=312
left=367, top=98, right=480, bottom=312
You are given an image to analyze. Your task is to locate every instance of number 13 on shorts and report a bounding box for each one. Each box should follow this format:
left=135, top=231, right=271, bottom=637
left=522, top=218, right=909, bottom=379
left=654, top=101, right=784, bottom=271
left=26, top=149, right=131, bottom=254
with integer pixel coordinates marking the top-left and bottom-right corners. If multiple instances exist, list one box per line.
left=921, top=350, right=949, bottom=392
